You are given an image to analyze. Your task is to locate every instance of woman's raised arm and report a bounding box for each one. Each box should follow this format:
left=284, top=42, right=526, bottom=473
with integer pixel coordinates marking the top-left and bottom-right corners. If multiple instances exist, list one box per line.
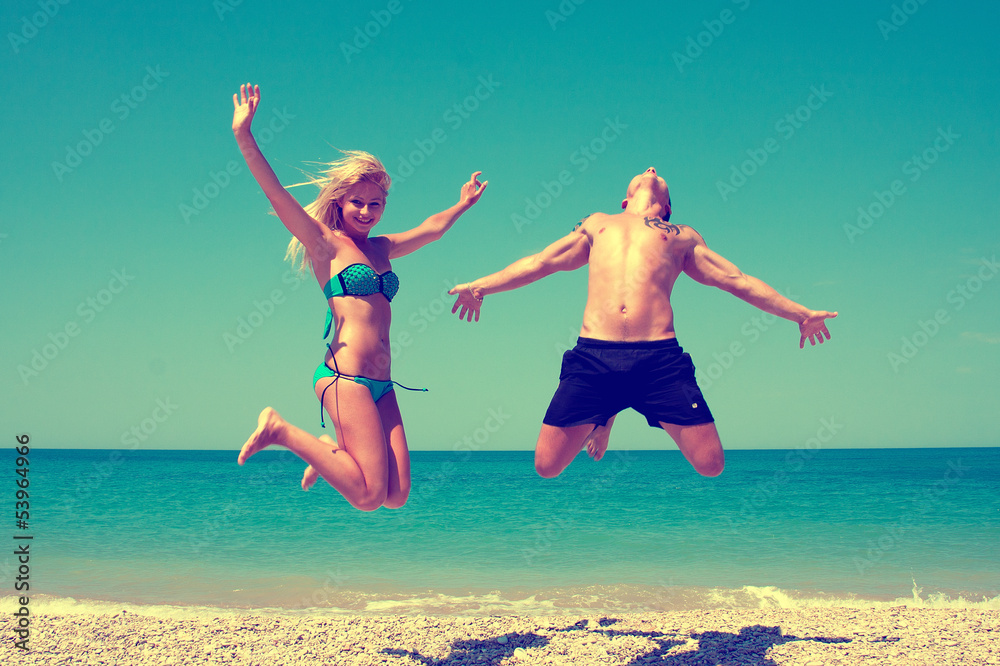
left=379, top=171, right=487, bottom=259
left=232, top=83, right=337, bottom=261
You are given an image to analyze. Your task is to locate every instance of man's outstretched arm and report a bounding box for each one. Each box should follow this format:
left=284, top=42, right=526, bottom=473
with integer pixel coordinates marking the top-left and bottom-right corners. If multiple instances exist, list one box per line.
left=682, top=235, right=838, bottom=348
left=450, top=229, right=591, bottom=322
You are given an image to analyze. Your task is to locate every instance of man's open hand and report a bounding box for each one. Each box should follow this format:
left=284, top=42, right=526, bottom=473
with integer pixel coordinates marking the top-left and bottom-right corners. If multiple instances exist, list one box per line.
left=799, top=310, right=838, bottom=349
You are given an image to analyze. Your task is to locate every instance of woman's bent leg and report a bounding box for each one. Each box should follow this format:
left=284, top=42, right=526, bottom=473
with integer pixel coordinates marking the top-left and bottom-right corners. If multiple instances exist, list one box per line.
left=239, top=378, right=391, bottom=510
left=376, top=391, right=410, bottom=509
left=301, top=434, right=337, bottom=491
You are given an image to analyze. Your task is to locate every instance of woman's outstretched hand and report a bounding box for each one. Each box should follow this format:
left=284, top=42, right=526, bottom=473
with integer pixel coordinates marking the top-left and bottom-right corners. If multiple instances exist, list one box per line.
left=459, top=171, right=488, bottom=208
left=232, top=83, right=260, bottom=137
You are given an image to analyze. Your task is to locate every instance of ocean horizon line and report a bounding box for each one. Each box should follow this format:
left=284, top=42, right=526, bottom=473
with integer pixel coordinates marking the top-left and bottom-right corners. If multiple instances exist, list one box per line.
left=18, top=445, right=1000, bottom=451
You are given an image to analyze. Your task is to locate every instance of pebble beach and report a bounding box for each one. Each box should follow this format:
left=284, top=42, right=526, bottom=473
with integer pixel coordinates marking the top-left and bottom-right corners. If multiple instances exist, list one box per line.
left=5, top=607, right=998, bottom=665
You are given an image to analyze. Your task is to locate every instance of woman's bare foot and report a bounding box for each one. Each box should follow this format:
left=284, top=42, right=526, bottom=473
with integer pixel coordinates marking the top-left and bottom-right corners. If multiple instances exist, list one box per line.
left=301, top=434, right=339, bottom=490
left=237, top=407, right=286, bottom=465
left=301, top=466, right=319, bottom=491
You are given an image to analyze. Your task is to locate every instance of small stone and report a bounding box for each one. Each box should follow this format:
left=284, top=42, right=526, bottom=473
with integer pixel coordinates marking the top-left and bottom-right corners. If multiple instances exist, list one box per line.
left=513, top=647, right=529, bottom=660
left=497, top=636, right=508, bottom=644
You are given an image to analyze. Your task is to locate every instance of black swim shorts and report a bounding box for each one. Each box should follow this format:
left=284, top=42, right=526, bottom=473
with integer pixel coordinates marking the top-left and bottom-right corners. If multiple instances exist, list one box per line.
left=542, top=337, right=714, bottom=429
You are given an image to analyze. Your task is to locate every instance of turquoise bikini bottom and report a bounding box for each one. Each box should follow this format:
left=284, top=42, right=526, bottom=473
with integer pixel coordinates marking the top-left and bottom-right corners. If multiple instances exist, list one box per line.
left=313, top=361, right=396, bottom=402
left=313, top=360, right=427, bottom=428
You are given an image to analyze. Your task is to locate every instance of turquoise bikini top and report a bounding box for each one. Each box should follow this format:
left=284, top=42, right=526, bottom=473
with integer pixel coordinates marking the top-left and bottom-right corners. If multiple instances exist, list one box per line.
left=322, top=263, right=399, bottom=338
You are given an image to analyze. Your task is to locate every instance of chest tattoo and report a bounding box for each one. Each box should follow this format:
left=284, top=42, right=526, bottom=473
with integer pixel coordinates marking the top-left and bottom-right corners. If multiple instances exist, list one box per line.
left=644, top=217, right=682, bottom=235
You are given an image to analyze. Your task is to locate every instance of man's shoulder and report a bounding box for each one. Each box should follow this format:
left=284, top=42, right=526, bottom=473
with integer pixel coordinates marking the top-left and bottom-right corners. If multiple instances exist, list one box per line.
left=675, top=222, right=704, bottom=240
left=573, top=211, right=611, bottom=232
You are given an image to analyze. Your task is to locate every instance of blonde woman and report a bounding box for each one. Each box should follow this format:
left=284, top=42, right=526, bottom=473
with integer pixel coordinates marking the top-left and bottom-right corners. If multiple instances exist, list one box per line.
left=233, top=84, right=487, bottom=510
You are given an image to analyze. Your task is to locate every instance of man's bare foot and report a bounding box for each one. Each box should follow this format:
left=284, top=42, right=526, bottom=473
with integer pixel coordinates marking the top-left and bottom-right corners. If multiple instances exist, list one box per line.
left=237, top=407, right=285, bottom=465
left=584, top=423, right=612, bottom=461
left=302, top=434, right=339, bottom=490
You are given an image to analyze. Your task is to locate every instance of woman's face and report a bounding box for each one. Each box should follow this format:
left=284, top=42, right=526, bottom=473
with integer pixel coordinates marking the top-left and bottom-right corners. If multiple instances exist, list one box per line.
left=339, top=180, right=386, bottom=235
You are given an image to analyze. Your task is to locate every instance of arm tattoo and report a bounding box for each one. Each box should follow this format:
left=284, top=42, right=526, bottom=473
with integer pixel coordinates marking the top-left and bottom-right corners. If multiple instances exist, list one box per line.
left=644, top=217, right=683, bottom=235
left=573, top=214, right=592, bottom=232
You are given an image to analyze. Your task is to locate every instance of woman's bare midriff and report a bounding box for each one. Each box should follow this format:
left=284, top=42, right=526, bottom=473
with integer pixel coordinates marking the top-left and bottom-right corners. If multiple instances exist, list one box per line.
left=323, top=296, right=393, bottom=379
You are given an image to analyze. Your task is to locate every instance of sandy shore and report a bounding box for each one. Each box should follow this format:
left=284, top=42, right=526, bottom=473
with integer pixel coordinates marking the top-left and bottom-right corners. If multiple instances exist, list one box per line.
left=3, top=608, right=998, bottom=665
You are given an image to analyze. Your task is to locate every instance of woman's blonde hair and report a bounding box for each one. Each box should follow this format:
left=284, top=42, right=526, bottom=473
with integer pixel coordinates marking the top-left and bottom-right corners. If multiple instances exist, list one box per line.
left=284, top=149, right=391, bottom=271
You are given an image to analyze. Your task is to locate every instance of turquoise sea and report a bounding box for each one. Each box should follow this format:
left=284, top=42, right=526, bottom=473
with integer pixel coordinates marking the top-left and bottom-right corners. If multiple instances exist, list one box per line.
left=8, top=448, right=999, bottom=617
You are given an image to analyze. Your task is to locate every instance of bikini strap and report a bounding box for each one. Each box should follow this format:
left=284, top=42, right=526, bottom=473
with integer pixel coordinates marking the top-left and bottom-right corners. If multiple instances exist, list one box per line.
left=318, top=345, right=427, bottom=428
left=318, top=345, right=342, bottom=428
left=391, top=380, right=428, bottom=393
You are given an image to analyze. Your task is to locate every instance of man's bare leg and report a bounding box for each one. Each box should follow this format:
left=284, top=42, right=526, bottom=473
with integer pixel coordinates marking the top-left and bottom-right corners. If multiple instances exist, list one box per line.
left=583, top=414, right=617, bottom=461
left=660, top=421, right=725, bottom=477
left=535, top=422, right=602, bottom=478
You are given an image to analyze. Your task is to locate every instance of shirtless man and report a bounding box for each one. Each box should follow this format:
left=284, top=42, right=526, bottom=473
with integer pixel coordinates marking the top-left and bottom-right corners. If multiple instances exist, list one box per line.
left=449, top=167, right=837, bottom=478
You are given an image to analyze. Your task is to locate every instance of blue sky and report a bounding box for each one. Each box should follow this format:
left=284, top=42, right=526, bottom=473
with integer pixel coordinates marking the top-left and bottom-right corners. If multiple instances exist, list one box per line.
left=2, top=1, right=998, bottom=450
